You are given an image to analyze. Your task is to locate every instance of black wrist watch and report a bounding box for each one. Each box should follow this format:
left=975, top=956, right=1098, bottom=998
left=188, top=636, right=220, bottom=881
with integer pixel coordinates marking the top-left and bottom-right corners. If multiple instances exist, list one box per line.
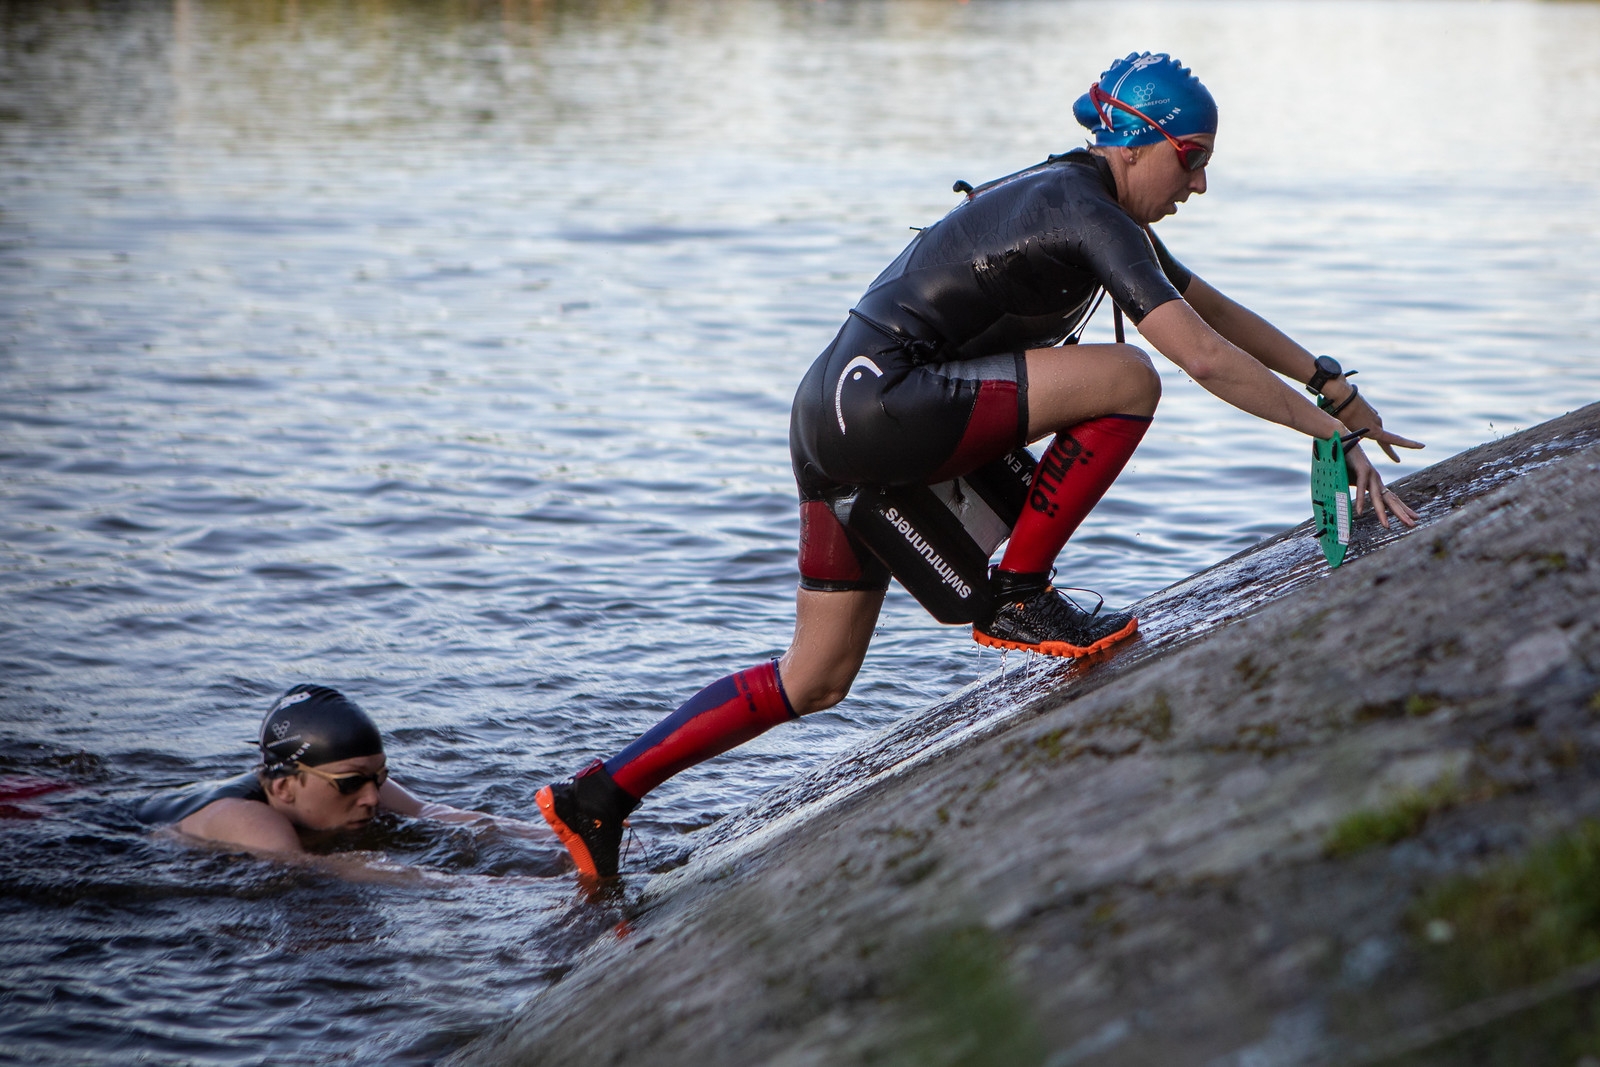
left=1305, top=354, right=1343, bottom=395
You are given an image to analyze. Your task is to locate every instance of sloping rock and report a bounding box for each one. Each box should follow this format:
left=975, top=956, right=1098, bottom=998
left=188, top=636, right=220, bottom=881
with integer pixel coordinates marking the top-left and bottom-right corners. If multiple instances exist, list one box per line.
left=456, top=404, right=1600, bottom=1067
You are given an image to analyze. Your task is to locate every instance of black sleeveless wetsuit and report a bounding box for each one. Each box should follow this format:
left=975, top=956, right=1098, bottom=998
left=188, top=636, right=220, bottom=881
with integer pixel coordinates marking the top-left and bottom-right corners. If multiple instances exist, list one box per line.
left=132, top=772, right=266, bottom=826
left=790, top=149, right=1193, bottom=591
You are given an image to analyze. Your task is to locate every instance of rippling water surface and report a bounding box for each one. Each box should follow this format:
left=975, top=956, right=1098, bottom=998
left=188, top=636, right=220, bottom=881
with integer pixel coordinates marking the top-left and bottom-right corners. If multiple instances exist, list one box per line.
left=3, top=1, right=1598, bottom=1062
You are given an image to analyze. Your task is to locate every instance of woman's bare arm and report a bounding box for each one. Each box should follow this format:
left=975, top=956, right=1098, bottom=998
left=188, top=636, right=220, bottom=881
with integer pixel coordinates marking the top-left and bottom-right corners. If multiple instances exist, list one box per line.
left=1181, top=274, right=1424, bottom=463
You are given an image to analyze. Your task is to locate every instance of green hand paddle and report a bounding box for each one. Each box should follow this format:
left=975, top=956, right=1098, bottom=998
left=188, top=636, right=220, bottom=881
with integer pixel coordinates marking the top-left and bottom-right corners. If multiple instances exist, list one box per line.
left=1311, top=430, right=1368, bottom=568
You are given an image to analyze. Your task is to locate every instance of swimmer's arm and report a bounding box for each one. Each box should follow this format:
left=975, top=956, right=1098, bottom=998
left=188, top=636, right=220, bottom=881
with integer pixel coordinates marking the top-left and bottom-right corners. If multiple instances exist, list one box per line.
left=1138, top=298, right=1341, bottom=436
left=379, top=778, right=478, bottom=821
left=1180, top=274, right=1424, bottom=463
left=176, top=797, right=305, bottom=854
left=380, top=779, right=550, bottom=838
left=377, top=778, right=427, bottom=816
left=1137, top=299, right=1416, bottom=528
left=173, top=799, right=456, bottom=883
left=1179, top=274, right=1318, bottom=382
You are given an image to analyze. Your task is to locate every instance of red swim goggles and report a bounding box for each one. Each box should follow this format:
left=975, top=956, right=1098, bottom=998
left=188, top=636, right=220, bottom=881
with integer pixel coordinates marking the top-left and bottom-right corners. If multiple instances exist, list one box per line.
left=1089, top=83, right=1213, bottom=172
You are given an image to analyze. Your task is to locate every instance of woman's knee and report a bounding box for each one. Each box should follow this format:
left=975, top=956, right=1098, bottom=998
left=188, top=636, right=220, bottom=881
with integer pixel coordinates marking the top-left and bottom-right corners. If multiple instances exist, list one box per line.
left=780, top=587, right=881, bottom=715
left=1024, top=342, right=1160, bottom=431
left=791, top=676, right=854, bottom=716
left=777, top=654, right=856, bottom=715
left=1112, top=344, right=1161, bottom=415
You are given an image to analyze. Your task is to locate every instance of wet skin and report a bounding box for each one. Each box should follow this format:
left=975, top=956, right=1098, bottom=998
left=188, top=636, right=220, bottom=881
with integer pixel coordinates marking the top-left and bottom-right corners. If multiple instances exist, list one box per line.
left=171, top=752, right=551, bottom=860
left=174, top=754, right=392, bottom=853
left=1107, top=132, right=1213, bottom=226
left=273, top=753, right=387, bottom=833
left=1096, top=134, right=1424, bottom=526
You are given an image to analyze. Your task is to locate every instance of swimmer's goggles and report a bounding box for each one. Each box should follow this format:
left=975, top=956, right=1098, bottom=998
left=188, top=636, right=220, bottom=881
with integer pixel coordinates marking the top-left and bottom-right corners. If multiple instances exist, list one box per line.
left=298, top=763, right=389, bottom=795
left=1089, top=83, right=1213, bottom=172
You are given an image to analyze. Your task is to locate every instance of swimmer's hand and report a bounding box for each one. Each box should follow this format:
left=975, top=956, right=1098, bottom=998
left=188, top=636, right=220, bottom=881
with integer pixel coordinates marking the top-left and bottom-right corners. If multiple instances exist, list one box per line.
left=480, top=815, right=556, bottom=841
left=1345, top=445, right=1419, bottom=530
left=1331, top=388, right=1424, bottom=463
left=414, top=801, right=549, bottom=839
left=390, top=781, right=553, bottom=840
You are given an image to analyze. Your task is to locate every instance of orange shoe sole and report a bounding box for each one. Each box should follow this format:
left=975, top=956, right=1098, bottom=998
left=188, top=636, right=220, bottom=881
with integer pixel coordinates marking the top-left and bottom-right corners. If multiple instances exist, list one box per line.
left=536, top=785, right=601, bottom=879
left=972, top=615, right=1138, bottom=658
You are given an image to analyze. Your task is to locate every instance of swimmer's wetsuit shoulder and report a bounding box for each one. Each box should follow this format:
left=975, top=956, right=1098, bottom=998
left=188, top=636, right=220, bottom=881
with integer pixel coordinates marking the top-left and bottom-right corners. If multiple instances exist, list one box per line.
left=852, top=148, right=1191, bottom=358
left=132, top=772, right=266, bottom=826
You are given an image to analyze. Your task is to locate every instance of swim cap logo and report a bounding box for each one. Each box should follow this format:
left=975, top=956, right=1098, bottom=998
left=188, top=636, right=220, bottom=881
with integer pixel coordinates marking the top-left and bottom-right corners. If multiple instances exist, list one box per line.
left=1129, top=82, right=1157, bottom=106
left=271, top=690, right=312, bottom=713
left=272, top=720, right=291, bottom=740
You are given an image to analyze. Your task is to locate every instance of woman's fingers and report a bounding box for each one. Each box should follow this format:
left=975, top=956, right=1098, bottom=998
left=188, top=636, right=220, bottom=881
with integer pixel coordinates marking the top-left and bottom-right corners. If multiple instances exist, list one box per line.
left=1347, top=447, right=1418, bottom=530
left=1338, top=393, right=1424, bottom=463
left=1383, top=488, right=1420, bottom=526
left=1364, top=477, right=1391, bottom=528
left=1364, top=477, right=1420, bottom=529
left=1372, top=430, right=1425, bottom=463
left=1347, top=451, right=1380, bottom=524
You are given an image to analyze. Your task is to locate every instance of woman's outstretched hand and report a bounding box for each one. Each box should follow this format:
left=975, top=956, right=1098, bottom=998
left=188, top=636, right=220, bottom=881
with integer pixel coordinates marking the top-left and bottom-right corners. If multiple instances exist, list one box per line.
left=1336, top=390, right=1424, bottom=463
left=1345, top=444, right=1419, bottom=529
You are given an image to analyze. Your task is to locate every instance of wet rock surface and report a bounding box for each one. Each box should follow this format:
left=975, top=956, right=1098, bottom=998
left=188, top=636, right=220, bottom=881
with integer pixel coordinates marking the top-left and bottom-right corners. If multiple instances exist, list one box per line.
left=456, top=405, right=1600, bottom=1067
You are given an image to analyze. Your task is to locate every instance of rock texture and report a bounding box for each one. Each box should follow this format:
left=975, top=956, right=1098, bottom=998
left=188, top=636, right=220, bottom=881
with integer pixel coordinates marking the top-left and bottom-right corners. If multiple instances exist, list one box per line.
left=455, top=405, right=1600, bottom=1067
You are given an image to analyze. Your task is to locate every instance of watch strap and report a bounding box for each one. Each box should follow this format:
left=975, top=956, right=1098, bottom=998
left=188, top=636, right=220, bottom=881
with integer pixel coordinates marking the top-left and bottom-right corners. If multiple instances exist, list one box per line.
left=1306, top=355, right=1343, bottom=395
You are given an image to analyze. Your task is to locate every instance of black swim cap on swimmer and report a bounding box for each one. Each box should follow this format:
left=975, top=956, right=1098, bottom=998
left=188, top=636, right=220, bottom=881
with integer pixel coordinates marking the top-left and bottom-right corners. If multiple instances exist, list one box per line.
left=257, top=684, right=383, bottom=777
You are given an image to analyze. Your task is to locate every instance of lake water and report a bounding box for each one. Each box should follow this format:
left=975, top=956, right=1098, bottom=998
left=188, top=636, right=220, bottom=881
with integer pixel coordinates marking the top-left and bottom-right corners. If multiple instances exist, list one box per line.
left=2, top=0, right=1598, bottom=1063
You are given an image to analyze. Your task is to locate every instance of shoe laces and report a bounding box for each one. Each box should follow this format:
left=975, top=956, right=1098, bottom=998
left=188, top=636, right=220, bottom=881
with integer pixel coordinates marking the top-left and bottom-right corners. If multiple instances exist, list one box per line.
left=621, top=823, right=638, bottom=871
left=1033, top=568, right=1106, bottom=617
left=1050, top=585, right=1106, bottom=617
left=1020, top=587, right=1113, bottom=640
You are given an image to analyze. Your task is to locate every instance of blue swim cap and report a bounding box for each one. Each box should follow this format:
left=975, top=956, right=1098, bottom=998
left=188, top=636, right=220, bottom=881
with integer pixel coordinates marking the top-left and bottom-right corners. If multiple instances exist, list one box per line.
left=1072, top=53, right=1217, bottom=146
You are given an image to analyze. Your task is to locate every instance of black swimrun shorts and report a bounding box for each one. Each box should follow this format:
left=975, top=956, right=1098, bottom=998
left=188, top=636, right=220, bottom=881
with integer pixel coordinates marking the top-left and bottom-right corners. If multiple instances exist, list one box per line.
left=789, top=315, right=1028, bottom=592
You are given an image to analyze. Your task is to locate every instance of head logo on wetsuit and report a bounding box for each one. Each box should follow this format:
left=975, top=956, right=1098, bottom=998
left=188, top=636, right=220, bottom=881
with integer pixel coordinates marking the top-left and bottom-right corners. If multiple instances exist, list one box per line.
left=834, top=355, right=885, bottom=435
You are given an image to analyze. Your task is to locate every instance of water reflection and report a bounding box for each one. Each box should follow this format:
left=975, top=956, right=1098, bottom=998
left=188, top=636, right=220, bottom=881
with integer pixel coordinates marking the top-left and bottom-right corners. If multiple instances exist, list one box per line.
left=2, top=1, right=1599, bottom=1063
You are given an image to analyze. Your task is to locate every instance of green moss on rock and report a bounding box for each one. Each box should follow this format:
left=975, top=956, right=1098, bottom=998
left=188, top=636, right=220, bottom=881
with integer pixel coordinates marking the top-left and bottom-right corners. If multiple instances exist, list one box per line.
left=1401, top=821, right=1600, bottom=1062
left=1416, top=820, right=1600, bottom=998
left=1324, top=777, right=1462, bottom=858
left=889, top=926, right=1048, bottom=1067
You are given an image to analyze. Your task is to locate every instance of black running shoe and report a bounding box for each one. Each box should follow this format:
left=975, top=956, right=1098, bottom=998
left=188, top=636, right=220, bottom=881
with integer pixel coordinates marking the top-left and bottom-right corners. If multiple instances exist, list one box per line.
left=536, top=760, right=639, bottom=879
left=974, top=570, right=1138, bottom=658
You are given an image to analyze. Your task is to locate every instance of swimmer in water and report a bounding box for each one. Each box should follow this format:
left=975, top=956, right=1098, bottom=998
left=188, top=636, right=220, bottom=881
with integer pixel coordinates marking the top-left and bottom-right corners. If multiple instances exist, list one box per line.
left=135, top=684, right=542, bottom=856
left=537, top=53, right=1424, bottom=879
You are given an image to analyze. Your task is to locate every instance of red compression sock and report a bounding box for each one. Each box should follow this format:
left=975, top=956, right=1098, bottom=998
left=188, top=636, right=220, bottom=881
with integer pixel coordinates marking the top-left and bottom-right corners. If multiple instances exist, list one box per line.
left=997, top=414, right=1151, bottom=576
left=603, top=660, right=796, bottom=800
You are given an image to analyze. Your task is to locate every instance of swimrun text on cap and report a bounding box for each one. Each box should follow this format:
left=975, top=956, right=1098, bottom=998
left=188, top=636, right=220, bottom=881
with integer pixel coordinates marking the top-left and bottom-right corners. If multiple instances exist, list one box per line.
left=1072, top=52, right=1218, bottom=148
left=257, top=684, right=383, bottom=778
left=1089, top=85, right=1213, bottom=172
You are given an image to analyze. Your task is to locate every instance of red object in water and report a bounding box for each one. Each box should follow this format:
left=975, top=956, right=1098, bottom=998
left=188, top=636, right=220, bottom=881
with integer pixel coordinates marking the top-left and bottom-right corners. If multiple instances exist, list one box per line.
left=0, top=804, right=45, bottom=820
left=0, top=777, right=72, bottom=818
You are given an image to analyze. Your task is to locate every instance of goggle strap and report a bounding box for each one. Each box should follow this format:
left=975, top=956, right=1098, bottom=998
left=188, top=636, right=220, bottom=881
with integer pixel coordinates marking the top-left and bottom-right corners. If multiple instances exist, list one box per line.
left=1088, top=83, right=1210, bottom=172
